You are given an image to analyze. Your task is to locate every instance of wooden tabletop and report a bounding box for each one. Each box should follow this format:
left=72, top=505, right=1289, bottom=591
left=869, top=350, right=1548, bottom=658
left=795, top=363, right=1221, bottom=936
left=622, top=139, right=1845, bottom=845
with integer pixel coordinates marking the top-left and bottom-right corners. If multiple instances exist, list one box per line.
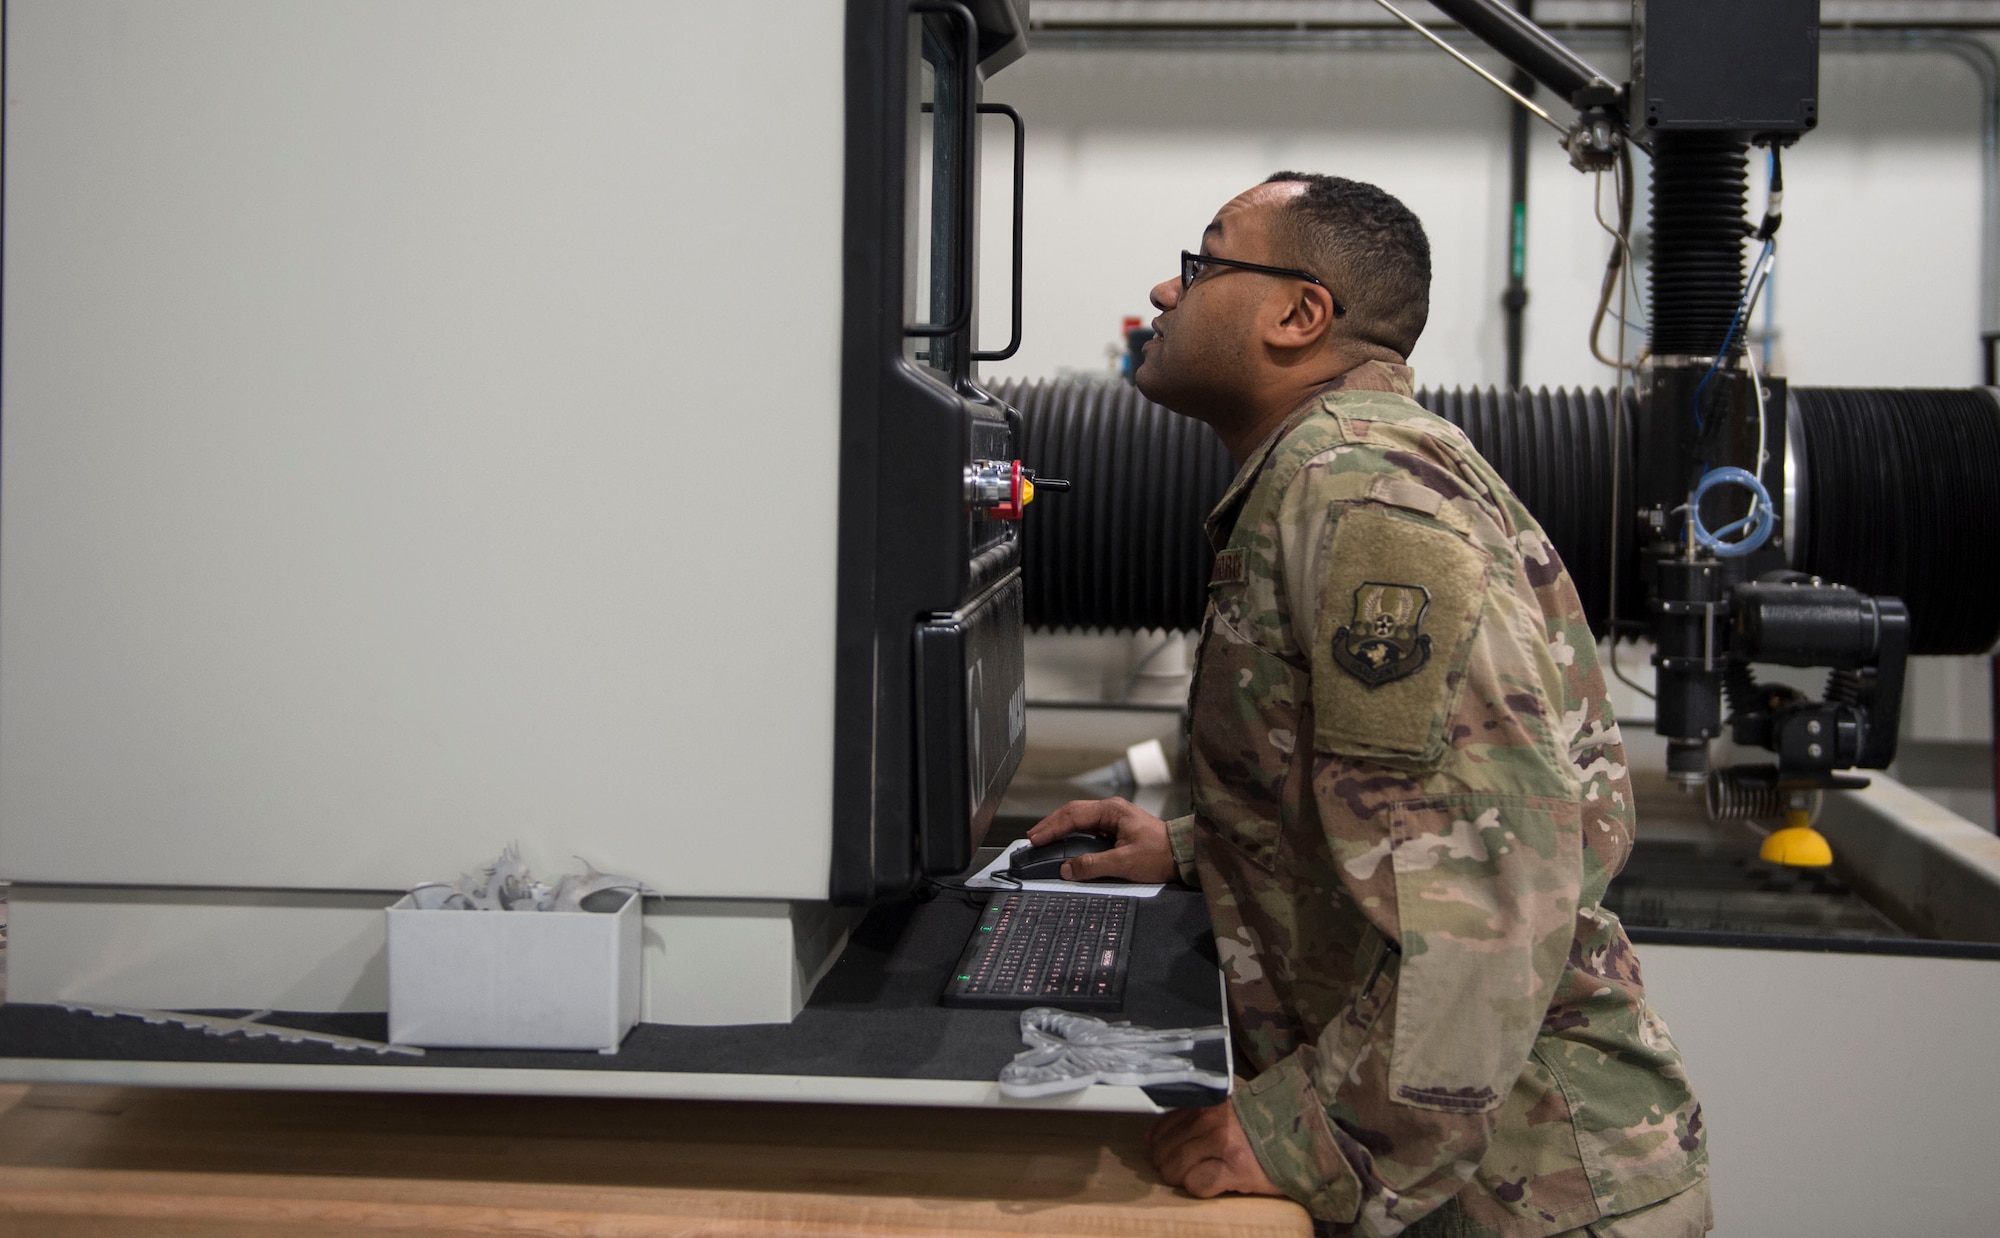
left=0, top=1083, right=1310, bottom=1237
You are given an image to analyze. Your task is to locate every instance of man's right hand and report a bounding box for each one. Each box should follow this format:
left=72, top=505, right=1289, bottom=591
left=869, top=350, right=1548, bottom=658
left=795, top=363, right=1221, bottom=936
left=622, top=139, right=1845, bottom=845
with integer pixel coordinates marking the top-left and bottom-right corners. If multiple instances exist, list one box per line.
left=1025, top=798, right=1178, bottom=884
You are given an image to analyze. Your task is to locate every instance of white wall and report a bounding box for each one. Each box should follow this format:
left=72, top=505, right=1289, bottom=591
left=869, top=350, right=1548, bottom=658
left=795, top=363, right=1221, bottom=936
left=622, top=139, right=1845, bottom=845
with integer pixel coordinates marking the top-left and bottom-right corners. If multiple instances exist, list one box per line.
left=1640, top=944, right=2000, bottom=1238
left=1907, top=655, right=1996, bottom=742
left=978, top=39, right=1988, bottom=391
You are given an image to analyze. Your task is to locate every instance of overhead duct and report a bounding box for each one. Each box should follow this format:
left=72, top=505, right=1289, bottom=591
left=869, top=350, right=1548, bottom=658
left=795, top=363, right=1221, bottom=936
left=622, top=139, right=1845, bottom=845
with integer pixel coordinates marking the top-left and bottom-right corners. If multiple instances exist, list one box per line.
left=1415, top=386, right=1640, bottom=633
left=989, top=378, right=1234, bottom=634
left=997, top=377, right=2000, bottom=657
left=1790, top=387, right=2000, bottom=656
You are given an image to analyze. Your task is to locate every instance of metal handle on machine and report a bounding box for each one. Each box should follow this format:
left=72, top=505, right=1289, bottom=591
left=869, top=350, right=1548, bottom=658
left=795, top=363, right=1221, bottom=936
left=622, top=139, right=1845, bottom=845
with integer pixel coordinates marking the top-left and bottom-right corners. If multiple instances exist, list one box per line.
left=906, top=0, right=980, bottom=340
left=972, top=102, right=1025, bottom=362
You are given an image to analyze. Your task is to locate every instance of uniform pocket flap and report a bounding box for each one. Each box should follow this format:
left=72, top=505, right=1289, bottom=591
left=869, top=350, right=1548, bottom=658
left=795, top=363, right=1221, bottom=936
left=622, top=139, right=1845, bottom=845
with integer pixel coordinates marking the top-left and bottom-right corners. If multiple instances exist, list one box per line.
left=1385, top=795, right=1581, bottom=1116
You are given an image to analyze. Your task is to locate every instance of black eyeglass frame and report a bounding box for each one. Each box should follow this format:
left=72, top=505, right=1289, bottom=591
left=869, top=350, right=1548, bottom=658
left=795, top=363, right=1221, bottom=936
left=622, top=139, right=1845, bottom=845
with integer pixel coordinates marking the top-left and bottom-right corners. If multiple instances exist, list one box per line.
left=1180, top=250, right=1347, bottom=316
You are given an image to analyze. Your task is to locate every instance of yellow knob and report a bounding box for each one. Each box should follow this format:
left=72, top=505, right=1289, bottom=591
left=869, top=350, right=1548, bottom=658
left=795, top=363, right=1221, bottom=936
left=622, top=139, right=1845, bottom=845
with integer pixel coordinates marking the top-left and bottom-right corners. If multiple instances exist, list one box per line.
left=1759, top=807, right=1833, bottom=868
left=1021, top=479, right=1035, bottom=507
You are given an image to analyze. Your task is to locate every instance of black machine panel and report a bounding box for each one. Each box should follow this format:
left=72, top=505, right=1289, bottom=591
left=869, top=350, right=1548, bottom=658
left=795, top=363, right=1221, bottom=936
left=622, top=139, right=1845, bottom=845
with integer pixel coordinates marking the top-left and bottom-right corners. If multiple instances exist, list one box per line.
left=1633, top=0, right=1820, bottom=135
left=916, top=572, right=1027, bottom=870
left=831, top=0, right=1031, bottom=903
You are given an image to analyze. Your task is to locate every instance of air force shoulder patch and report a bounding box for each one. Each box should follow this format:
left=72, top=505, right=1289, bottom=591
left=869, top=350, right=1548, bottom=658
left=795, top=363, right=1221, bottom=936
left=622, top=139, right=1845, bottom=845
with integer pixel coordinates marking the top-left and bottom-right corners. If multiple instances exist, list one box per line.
left=1331, top=582, right=1432, bottom=687
left=1314, top=510, right=1488, bottom=762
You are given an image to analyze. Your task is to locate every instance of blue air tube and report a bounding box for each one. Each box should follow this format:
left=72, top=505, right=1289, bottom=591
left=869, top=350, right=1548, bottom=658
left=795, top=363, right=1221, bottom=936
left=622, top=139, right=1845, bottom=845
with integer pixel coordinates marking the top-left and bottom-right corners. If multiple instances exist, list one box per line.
left=1688, top=466, right=1776, bottom=557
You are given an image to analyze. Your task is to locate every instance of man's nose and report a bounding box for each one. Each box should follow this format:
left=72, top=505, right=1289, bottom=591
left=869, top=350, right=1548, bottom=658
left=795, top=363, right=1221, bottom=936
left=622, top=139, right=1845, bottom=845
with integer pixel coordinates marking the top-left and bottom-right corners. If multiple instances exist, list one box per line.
left=1150, top=277, right=1180, bottom=312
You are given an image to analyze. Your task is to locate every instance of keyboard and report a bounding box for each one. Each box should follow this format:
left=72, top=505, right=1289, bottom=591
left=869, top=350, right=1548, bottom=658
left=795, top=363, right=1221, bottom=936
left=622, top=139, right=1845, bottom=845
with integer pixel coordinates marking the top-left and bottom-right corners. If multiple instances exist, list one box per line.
left=940, top=890, right=1134, bottom=1011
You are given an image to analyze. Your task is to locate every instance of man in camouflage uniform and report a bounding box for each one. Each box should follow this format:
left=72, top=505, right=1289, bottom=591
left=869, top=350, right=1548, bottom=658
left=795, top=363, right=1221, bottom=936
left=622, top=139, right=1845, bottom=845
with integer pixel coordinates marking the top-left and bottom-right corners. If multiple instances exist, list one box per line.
left=1026, top=174, right=1709, bottom=1236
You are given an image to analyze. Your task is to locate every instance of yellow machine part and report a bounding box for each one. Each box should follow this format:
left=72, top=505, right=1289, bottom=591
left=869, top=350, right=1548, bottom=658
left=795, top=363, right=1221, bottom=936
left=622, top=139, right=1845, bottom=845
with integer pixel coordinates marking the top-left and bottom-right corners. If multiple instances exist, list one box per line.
left=1760, top=807, right=1834, bottom=868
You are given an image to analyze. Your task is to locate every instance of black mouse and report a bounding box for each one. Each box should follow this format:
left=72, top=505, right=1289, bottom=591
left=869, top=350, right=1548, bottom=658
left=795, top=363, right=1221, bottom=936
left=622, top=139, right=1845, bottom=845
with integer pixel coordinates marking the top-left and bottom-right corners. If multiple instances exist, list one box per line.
left=1009, top=832, right=1118, bottom=881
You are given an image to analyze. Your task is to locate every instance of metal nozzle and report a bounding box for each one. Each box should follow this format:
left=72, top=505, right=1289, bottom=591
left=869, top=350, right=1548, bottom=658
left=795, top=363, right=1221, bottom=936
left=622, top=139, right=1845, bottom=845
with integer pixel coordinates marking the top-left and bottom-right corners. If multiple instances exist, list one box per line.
left=1666, top=739, right=1711, bottom=790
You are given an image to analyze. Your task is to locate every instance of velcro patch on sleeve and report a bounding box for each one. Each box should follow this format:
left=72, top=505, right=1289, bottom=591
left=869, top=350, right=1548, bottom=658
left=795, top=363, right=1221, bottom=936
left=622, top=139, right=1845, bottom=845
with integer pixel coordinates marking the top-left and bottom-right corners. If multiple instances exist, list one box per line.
left=1313, top=506, right=1489, bottom=765
left=1367, top=474, right=1443, bottom=517
left=1211, top=547, right=1246, bottom=584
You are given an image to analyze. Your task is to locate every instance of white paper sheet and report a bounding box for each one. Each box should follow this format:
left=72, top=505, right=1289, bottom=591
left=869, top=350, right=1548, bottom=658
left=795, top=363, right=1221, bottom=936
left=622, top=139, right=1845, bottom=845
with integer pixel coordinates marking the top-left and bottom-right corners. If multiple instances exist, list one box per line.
left=964, top=839, right=1165, bottom=898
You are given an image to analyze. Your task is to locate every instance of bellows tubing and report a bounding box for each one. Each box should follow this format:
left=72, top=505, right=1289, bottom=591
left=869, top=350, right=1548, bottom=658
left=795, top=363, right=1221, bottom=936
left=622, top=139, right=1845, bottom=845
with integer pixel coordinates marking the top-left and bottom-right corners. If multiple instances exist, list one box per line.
left=991, top=378, right=2000, bottom=657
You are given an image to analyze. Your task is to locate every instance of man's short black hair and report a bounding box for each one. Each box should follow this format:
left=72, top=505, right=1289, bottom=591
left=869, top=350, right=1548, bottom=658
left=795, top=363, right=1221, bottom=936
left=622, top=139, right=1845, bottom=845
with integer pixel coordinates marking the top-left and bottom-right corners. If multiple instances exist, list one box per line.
left=1263, top=172, right=1431, bottom=357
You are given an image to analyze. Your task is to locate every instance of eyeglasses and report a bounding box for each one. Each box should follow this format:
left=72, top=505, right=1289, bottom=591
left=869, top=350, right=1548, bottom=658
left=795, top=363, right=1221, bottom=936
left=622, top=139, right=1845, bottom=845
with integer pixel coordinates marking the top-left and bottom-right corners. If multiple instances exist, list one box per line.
left=1180, top=250, right=1346, bottom=316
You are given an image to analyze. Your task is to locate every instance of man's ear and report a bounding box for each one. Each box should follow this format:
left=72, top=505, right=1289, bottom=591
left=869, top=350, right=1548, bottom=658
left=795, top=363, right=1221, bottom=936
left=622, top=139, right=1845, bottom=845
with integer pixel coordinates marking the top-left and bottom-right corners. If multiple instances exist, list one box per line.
left=1263, top=283, right=1339, bottom=352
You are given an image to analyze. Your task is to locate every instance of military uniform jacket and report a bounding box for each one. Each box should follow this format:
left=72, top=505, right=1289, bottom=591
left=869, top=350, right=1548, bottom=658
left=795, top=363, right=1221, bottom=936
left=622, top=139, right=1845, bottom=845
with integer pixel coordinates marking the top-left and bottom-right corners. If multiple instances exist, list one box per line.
left=1166, top=362, right=1707, bottom=1235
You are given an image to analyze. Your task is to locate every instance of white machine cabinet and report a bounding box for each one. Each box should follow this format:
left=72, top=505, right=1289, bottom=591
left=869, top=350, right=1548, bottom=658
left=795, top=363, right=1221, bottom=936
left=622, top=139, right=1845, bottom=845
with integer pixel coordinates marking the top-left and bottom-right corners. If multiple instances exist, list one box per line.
left=1, top=0, right=1031, bottom=1026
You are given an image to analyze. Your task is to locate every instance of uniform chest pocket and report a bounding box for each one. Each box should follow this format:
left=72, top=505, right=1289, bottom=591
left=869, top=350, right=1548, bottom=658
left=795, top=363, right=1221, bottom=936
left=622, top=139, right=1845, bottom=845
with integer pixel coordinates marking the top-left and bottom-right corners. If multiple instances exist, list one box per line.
left=1312, top=507, right=1490, bottom=767
left=1188, top=567, right=1310, bottom=871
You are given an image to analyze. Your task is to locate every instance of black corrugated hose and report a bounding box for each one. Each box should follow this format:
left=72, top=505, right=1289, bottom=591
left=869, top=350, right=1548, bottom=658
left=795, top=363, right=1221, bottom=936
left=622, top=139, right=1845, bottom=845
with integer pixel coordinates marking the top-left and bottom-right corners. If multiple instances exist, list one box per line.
left=1418, top=386, right=1642, bottom=638
left=1649, top=133, right=1752, bottom=360
left=1791, top=387, right=2000, bottom=656
left=986, top=378, right=1234, bottom=634
left=991, top=379, right=1639, bottom=639
left=993, top=378, right=1999, bottom=657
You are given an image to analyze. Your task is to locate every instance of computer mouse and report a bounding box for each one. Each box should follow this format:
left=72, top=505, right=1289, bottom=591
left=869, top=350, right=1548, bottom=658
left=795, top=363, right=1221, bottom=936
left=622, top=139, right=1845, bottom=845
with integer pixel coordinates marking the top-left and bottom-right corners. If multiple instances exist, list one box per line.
left=1009, top=832, right=1118, bottom=882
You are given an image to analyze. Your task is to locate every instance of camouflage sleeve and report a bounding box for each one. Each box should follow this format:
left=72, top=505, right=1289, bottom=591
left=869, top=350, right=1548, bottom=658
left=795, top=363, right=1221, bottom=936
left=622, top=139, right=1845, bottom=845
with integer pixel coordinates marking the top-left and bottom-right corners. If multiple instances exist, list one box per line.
left=1231, top=448, right=1581, bottom=1231
left=1166, top=813, right=1202, bottom=887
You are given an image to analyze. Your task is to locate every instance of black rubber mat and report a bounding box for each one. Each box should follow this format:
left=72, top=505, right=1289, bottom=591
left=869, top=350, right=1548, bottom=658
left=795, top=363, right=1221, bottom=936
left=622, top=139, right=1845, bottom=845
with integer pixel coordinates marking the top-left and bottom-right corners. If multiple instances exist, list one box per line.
left=0, top=880, right=1229, bottom=1106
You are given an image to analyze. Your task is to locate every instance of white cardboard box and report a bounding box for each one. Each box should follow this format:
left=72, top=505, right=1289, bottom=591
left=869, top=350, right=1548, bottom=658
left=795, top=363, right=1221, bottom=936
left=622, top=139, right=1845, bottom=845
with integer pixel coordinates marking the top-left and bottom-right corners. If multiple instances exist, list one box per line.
left=386, top=889, right=641, bottom=1053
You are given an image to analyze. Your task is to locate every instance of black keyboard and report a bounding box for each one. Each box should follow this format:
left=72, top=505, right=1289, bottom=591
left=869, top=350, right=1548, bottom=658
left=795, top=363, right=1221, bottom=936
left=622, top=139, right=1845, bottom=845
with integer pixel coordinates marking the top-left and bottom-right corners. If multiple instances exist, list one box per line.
left=940, top=890, right=1134, bottom=1011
